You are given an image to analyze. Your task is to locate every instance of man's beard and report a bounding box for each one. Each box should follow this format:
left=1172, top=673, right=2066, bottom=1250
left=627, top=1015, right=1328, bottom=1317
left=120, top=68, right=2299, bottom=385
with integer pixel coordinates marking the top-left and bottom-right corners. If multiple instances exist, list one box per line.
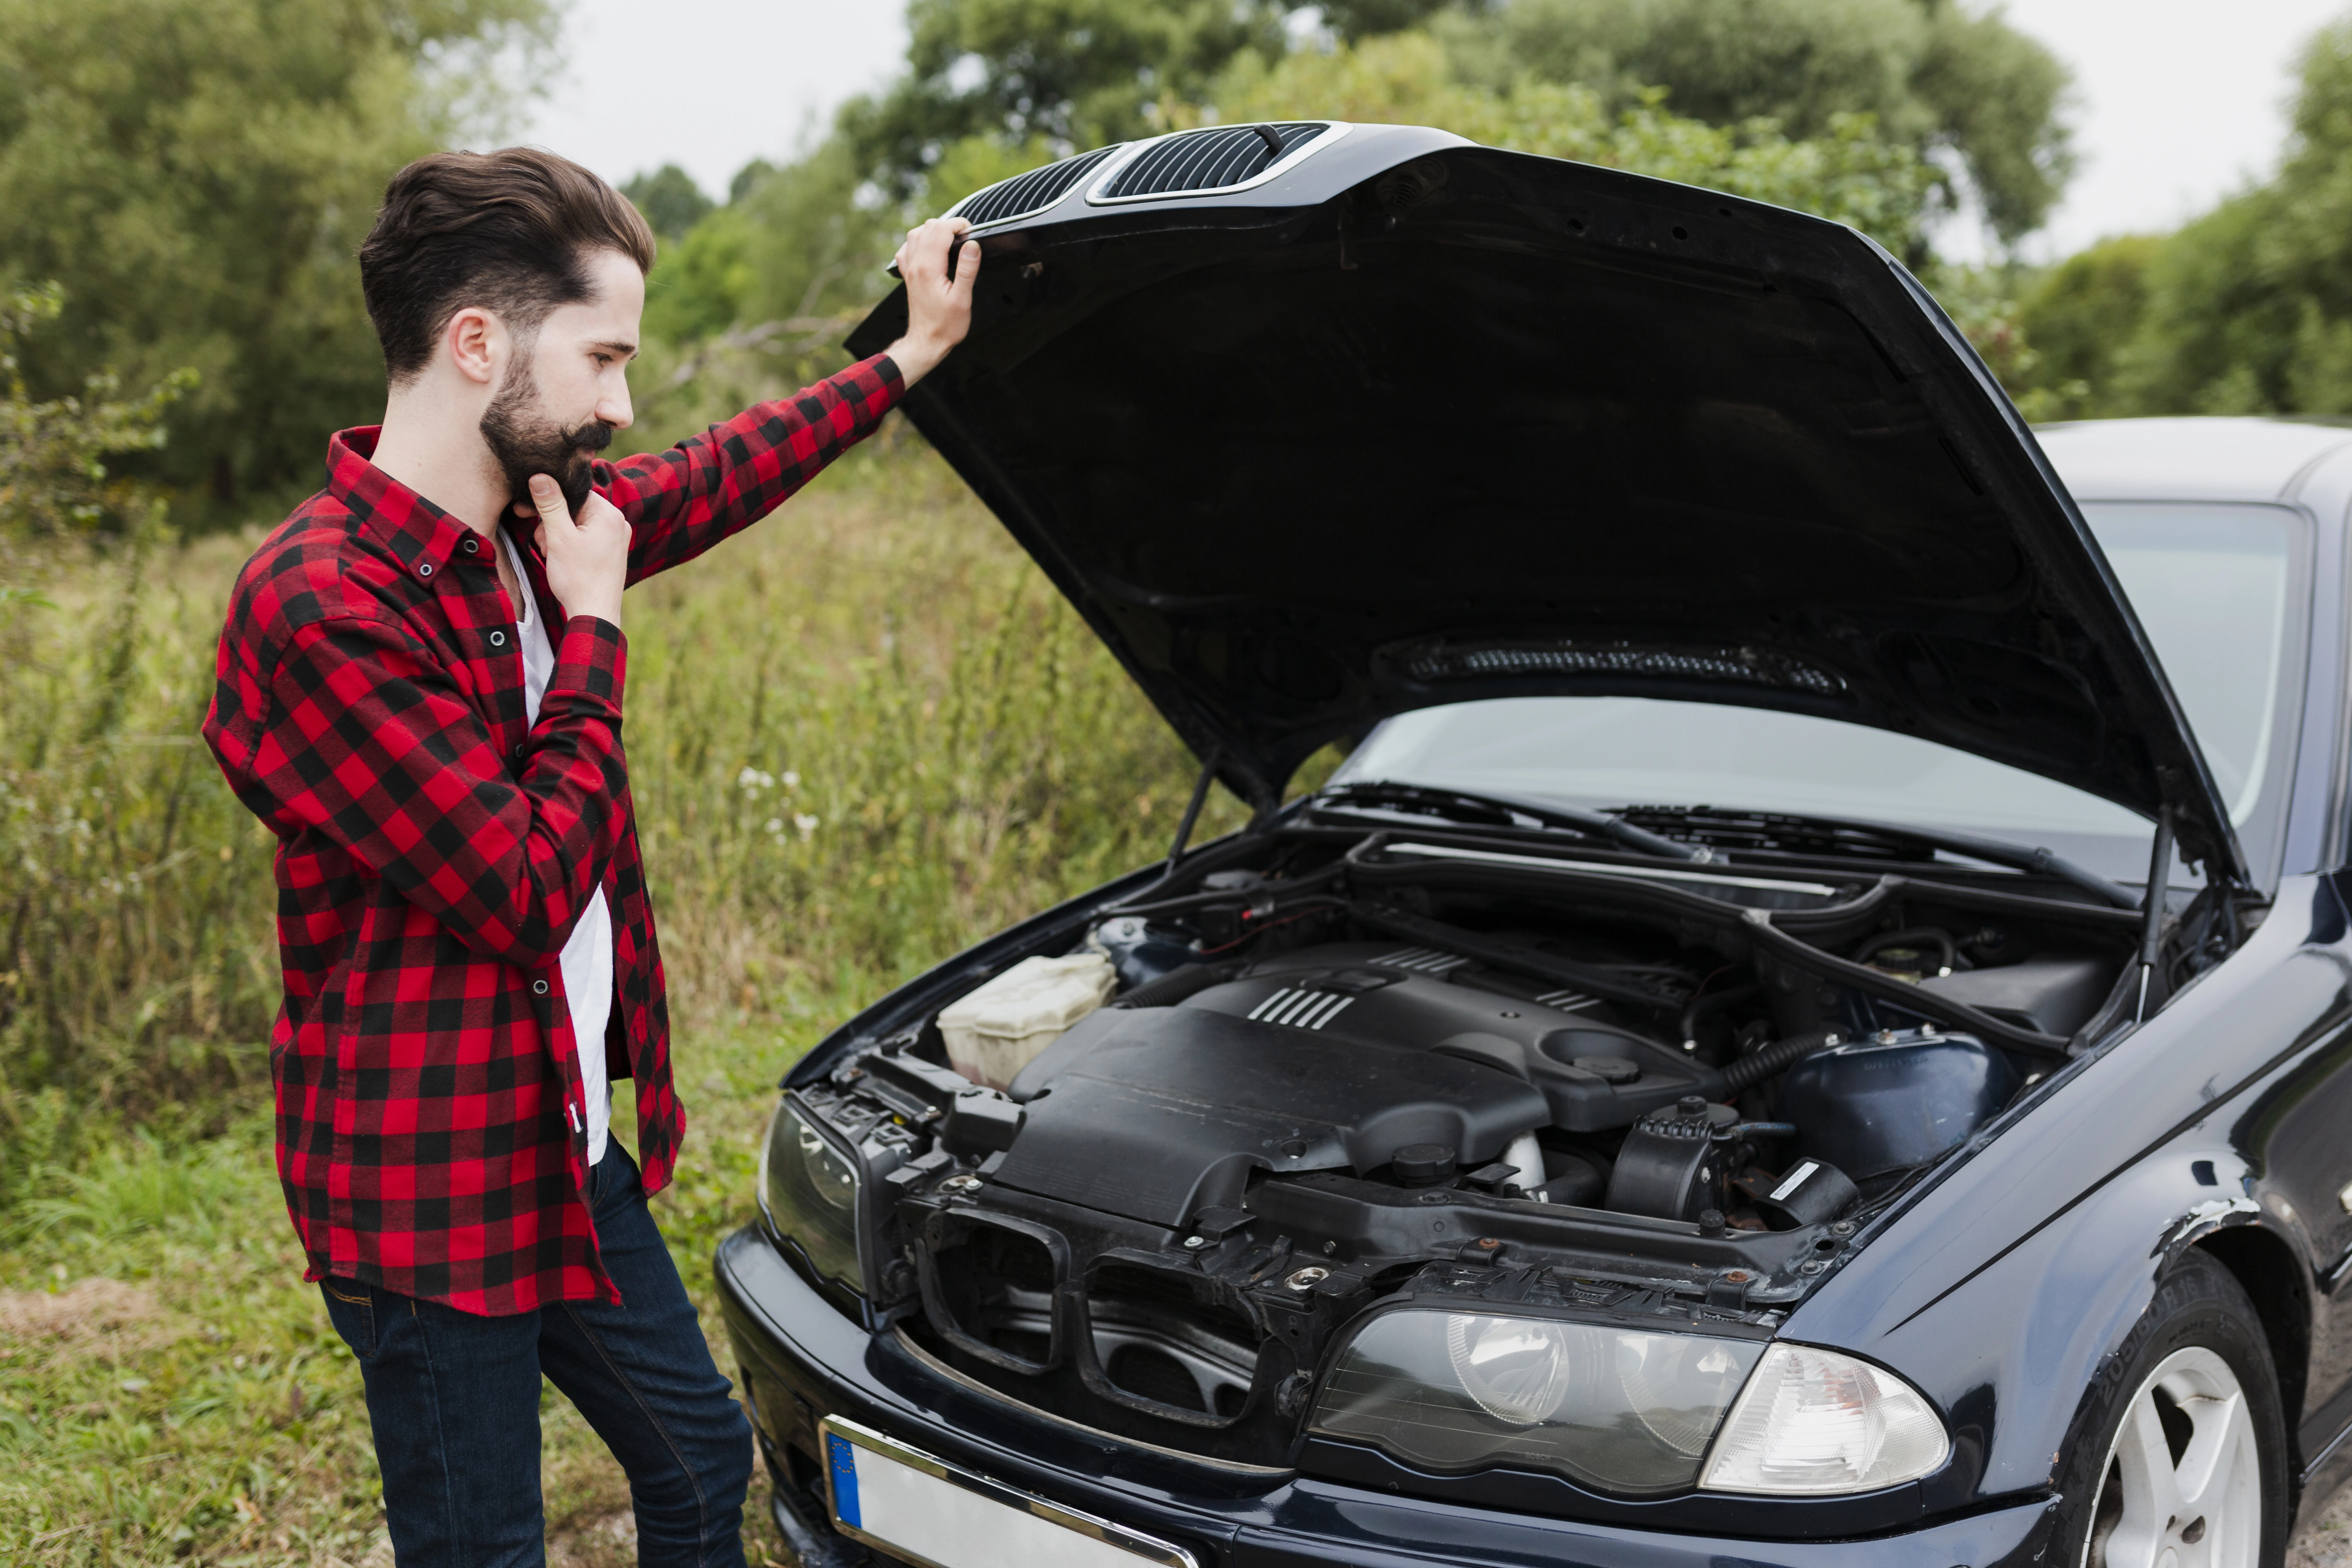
left=480, top=364, right=613, bottom=518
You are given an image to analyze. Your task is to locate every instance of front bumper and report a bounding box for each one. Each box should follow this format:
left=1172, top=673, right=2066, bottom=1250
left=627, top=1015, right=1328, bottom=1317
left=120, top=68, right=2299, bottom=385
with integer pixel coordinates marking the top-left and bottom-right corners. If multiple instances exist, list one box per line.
left=715, top=1226, right=2057, bottom=1568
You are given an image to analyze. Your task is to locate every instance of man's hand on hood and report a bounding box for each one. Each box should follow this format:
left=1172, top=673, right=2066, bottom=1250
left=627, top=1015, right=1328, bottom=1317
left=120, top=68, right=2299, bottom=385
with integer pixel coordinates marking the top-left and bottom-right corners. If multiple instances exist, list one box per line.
left=887, top=216, right=980, bottom=387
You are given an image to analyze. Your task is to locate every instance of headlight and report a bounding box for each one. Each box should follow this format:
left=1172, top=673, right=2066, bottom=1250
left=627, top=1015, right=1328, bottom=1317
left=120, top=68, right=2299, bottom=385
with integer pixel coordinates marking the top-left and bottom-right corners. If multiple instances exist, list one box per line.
left=1309, top=1311, right=1949, bottom=1498
left=1309, top=1310, right=1764, bottom=1494
left=759, top=1099, right=864, bottom=1294
left=1699, top=1342, right=1950, bottom=1494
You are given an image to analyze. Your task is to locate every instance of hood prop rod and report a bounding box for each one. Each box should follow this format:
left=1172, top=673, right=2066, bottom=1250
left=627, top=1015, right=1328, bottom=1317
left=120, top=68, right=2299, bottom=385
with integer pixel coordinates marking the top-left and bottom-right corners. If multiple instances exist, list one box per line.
left=1164, top=747, right=1219, bottom=872
left=1098, top=749, right=1228, bottom=914
left=2135, top=805, right=2176, bottom=1024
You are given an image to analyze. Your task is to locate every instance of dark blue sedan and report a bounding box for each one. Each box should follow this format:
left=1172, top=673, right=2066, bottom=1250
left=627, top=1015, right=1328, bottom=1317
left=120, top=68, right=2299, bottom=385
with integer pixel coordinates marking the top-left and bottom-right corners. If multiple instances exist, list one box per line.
left=717, top=121, right=2352, bottom=1568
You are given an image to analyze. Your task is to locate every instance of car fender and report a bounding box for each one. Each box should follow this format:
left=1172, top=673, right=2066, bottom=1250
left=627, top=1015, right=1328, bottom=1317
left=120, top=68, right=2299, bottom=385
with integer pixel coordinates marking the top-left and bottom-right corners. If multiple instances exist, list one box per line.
left=1836, top=1146, right=2297, bottom=1509
left=1779, top=872, right=2352, bottom=1506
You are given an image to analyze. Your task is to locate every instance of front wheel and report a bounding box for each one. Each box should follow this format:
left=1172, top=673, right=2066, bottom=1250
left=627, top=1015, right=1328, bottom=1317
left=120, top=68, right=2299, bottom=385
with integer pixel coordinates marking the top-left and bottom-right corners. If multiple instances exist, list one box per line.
left=2059, top=1251, right=2286, bottom=1568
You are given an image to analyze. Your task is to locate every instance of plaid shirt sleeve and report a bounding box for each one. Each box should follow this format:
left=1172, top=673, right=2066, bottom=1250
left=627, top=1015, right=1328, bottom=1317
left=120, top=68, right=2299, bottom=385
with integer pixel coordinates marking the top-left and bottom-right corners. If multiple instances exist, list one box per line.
left=602, top=353, right=903, bottom=583
left=240, top=609, right=629, bottom=968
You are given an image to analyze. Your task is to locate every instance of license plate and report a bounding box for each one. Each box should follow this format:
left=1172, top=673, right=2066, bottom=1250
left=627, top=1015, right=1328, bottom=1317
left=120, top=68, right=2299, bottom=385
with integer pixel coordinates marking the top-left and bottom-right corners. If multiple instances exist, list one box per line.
left=819, top=1416, right=1196, bottom=1568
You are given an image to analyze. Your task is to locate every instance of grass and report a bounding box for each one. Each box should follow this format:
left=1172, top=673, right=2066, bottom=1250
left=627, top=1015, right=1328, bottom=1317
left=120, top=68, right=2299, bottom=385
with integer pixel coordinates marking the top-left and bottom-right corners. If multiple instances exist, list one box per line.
left=0, top=1021, right=807, bottom=1565
left=0, top=429, right=1283, bottom=1565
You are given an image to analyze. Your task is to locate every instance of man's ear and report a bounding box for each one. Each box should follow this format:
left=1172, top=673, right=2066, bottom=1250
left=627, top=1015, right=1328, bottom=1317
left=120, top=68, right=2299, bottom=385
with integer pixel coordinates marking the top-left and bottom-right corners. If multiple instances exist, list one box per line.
left=444, top=306, right=502, bottom=388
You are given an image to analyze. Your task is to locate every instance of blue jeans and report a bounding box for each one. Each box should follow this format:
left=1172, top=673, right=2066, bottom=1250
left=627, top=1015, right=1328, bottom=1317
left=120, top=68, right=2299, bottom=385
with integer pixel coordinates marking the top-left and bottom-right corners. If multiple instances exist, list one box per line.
left=319, top=1144, right=753, bottom=1567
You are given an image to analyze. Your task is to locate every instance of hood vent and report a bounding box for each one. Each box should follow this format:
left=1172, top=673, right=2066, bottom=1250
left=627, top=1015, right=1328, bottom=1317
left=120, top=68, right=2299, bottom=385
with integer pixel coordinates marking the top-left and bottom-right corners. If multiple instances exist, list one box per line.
left=952, top=144, right=1124, bottom=229
left=1094, top=122, right=1333, bottom=202
left=1402, top=641, right=1847, bottom=698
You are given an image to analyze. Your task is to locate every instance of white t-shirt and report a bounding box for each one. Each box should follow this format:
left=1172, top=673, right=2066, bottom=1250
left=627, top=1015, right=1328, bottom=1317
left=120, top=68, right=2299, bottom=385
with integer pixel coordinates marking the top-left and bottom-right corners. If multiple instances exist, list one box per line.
left=501, top=530, right=616, bottom=1165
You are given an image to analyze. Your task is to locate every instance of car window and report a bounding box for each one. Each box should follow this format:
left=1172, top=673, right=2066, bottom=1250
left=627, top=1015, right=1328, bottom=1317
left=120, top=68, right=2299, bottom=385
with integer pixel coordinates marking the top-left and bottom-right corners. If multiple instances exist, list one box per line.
left=2084, top=503, right=2295, bottom=827
left=1330, top=503, right=2306, bottom=884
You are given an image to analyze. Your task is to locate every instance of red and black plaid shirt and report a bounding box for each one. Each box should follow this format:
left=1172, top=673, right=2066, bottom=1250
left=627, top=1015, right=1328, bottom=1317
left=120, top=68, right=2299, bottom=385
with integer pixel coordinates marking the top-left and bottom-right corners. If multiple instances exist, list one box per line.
left=203, top=355, right=903, bottom=1316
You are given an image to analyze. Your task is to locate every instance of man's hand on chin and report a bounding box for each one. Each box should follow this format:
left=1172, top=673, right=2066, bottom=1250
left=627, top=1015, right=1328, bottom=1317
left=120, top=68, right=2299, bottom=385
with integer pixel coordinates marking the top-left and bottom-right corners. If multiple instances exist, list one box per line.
left=887, top=217, right=981, bottom=387
left=533, top=474, right=631, bottom=628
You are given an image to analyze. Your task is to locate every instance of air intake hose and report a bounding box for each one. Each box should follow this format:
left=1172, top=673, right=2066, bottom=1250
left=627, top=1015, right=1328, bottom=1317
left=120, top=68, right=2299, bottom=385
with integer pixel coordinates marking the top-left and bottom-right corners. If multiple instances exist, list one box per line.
left=1112, top=962, right=1237, bottom=1009
left=1712, top=1028, right=1842, bottom=1097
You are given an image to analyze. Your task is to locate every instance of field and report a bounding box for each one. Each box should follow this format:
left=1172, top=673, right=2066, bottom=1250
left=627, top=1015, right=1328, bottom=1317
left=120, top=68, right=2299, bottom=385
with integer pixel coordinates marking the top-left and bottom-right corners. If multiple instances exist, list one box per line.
left=0, top=431, right=1264, bottom=1565
left=10, top=426, right=2352, bottom=1568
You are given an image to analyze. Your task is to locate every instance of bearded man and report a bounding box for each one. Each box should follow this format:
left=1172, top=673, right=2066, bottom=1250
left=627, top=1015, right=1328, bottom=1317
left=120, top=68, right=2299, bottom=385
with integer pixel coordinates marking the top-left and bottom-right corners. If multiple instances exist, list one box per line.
left=203, top=146, right=977, bottom=1565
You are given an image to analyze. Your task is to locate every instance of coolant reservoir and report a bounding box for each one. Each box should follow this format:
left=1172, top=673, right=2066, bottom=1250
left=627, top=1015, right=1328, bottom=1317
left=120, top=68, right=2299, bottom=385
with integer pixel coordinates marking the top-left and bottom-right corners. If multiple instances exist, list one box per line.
left=1775, top=1029, right=2020, bottom=1178
left=939, top=954, right=1118, bottom=1090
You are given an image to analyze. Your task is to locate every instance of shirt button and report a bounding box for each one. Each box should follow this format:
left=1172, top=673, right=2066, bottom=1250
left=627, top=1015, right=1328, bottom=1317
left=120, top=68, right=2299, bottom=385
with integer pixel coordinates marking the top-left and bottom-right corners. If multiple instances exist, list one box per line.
left=461, top=536, right=480, bottom=554
left=532, top=978, right=550, bottom=995
left=416, top=560, right=434, bottom=578
left=489, top=630, right=506, bottom=647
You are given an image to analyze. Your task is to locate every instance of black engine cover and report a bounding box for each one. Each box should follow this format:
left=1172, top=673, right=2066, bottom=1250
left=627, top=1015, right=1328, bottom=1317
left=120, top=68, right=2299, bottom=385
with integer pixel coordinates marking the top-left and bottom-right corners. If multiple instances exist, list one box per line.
left=990, top=942, right=1711, bottom=1228
left=990, top=1004, right=1549, bottom=1227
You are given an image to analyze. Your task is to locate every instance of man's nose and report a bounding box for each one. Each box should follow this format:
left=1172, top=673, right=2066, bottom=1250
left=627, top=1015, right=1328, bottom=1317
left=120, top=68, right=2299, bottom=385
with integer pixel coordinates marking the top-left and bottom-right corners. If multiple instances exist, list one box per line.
left=598, top=384, right=633, bottom=431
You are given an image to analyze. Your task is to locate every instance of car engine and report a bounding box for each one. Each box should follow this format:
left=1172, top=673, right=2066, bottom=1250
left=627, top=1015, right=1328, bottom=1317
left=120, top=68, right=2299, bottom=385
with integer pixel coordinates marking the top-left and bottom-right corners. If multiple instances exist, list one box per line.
left=762, top=815, right=2207, bottom=1471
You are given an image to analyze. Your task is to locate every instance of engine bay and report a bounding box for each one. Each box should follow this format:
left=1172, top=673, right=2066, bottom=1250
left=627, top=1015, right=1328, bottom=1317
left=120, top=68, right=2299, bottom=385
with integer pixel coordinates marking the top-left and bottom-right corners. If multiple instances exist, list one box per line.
left=768, top=810, right=2243, bottom=1474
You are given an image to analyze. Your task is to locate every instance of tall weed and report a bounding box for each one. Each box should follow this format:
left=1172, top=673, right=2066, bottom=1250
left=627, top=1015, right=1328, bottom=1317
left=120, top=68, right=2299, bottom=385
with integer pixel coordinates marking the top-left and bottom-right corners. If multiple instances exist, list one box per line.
left=0, top=520, right=280, bottom=1185
left=625, top=436, right=1252, bottom=1021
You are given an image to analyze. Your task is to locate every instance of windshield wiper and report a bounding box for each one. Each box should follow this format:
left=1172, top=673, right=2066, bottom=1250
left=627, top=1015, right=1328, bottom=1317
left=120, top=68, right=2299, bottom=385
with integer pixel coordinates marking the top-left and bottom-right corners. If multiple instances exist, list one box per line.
left=1312, top=782, right=1709, bottom=863
left=1624, top=805, right=2141, bottom=910
left=1316, top=787, right=2142, bottom=907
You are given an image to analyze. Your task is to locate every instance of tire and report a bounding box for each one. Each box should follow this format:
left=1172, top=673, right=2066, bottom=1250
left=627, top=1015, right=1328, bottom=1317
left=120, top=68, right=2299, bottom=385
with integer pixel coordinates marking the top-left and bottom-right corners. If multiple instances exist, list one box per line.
left=2053, top=1249, right=2288, bottom=1568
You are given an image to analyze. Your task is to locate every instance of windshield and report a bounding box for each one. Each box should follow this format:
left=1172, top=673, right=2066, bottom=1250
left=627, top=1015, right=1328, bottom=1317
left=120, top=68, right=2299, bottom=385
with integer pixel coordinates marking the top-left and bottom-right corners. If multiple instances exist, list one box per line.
left=1330, top=502, right=2308, bottom=884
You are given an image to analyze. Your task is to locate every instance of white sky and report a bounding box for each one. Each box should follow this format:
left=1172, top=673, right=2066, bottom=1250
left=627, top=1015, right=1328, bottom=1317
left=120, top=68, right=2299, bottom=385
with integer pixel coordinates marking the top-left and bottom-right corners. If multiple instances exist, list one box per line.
left=1999, top=0, right=2349, bottom=260
left=522, top=0, right=2350, bottom=260
left=522, top=1, right=910, bottom=199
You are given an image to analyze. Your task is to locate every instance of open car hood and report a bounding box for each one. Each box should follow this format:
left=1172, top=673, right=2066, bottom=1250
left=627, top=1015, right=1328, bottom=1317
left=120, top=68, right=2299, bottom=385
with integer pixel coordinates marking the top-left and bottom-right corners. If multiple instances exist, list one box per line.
left=849, top=123, right=2244, bottom=879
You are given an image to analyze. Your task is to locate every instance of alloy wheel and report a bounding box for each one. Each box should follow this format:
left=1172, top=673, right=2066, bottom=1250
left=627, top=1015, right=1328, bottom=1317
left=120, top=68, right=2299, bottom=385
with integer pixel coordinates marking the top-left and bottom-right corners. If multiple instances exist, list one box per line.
left=2083, top=1347, right=2262, bottom=1568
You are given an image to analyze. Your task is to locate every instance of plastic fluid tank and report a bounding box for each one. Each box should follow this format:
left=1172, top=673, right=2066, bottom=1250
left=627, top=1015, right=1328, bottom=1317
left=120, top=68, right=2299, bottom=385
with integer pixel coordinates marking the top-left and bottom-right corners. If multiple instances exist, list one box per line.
left=939, top=954, right=1117, bottom=1090
left=1774, top=1030, right=2020, bottom=1179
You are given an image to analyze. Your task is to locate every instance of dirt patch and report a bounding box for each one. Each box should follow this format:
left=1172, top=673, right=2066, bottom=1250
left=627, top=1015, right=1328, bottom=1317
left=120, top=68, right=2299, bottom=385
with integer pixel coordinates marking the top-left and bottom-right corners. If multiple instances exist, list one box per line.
left=2295, top=1482, right=2352, bottom=1568
left=547, top=1509, right=637, bottom=1568
left=0, top=1278, right=167, bottom=1345
left=318, top=1529, right=394, bottom=1568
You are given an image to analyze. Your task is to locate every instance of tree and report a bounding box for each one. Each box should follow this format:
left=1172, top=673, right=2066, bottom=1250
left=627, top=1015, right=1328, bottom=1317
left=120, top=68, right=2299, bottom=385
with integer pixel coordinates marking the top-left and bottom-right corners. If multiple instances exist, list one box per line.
left=625, top=140, right=918, bottom=447
left=623, top=164, right=717, bottom=243
left=1438, top=0, right=2073, bottom=245
left=1, top=284, right=189, bottom=544
left=2009, top=235, right=2158, bottom=418
left=1316, top=0, right=1473, bottom=39
left=0, top=0, right=556, bottom=525
left=729, top=160, right=783, bottom=204
left=2065, top=17, right=2352, bottom=416
left=1208, top=32, right=1936, bottom=253
left=828, top=0, right=2069, bottom=250
left=838, top=0, right=1291, bottom=199
left=1907, top=1, right=2074, bottom=244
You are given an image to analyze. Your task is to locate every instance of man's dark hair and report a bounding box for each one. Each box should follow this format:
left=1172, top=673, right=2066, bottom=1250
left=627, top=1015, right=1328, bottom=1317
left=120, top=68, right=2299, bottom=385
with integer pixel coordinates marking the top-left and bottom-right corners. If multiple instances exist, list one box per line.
left=359, top=147, right=658, bottom=382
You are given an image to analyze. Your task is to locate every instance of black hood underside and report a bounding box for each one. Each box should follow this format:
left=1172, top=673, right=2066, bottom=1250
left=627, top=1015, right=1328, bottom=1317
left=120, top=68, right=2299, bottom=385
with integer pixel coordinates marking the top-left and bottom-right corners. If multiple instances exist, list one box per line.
left=851, top=133, right=2241, bottom=878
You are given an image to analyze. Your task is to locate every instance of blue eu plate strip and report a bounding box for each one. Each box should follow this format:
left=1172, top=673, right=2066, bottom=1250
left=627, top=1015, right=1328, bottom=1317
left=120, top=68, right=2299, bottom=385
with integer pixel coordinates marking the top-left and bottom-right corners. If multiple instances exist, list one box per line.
left=826, top=1432, right=861, bottom=1528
